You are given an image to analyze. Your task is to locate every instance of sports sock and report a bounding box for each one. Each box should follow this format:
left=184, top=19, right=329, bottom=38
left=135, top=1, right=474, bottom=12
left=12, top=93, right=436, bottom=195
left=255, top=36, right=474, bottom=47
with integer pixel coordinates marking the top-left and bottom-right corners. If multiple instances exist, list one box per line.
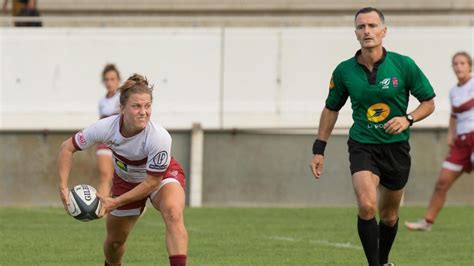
left=379, top=218, right=398, bottom=264
left=357, top=216, right=379, bottom=266
left=425, top=218, right=434, bottom=224
left=169, top=254, right=187, bottom=266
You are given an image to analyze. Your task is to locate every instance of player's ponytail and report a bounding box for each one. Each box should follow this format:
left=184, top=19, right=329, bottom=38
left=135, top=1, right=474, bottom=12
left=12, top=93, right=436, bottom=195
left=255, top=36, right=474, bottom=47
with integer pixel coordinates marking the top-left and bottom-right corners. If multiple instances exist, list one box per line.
left=119, top=74, right=154, bottom=105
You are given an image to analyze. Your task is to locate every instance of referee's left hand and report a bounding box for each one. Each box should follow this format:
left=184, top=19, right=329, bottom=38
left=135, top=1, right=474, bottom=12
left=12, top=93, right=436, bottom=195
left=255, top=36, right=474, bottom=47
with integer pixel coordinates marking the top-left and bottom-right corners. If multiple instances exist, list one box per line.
left=310, top=154, right=324, bottom=179
left=384, top=116, right=410, bottom=134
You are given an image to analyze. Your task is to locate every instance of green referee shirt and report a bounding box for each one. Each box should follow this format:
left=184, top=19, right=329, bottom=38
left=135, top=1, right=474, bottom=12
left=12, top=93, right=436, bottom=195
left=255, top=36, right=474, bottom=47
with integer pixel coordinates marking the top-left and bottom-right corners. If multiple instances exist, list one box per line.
left=325, top=48, right=436, bottom=144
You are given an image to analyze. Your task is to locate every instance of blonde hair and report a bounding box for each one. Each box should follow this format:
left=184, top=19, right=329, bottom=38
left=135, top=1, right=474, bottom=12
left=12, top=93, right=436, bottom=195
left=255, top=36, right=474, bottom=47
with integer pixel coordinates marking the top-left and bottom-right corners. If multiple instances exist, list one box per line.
left=118, top=74, right=154, bottom=105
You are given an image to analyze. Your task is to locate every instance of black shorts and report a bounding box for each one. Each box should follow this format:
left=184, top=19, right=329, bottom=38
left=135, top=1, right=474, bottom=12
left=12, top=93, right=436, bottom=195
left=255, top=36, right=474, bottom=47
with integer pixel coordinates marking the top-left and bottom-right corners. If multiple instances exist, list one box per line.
left=348, top=138, right=411, bottom=190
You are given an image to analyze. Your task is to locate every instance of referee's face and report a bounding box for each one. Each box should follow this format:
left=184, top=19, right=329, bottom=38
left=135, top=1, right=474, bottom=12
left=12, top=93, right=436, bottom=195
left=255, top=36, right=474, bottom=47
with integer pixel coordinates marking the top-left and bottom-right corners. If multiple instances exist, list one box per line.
left=355, top=11, right=387, bottom=50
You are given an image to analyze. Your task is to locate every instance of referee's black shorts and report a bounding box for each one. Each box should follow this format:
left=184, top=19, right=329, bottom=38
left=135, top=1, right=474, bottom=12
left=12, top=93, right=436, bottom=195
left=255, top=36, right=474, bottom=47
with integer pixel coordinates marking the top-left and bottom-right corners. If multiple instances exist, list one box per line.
left=347, top=138, right=411, bottom=190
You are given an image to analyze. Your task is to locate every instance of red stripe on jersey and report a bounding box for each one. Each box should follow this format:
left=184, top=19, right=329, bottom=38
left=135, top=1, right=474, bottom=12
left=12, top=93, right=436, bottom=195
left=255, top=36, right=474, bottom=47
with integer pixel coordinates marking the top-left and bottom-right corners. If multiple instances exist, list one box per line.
left=452, top=98, right=474, bottom=113
left=71, top=134, right=82, bottom=151
left=112, top=150, right=147, bottom=166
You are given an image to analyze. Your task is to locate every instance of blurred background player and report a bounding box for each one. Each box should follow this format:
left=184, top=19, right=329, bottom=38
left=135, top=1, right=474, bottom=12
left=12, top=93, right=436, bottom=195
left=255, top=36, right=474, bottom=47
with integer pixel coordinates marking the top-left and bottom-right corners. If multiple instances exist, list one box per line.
left=1, top=0, right=41, bottom=27
left=97, top=64, right=121, bottom=196
left=405, top=51, right=473, bottom=231
left=310, top=7, right=435, bottom=266
left=58, top=74, right=188, bottom=266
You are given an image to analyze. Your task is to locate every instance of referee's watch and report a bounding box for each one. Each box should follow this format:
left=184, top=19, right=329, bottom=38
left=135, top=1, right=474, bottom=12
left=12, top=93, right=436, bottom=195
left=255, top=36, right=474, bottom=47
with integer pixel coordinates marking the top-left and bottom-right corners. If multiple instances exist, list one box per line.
left=405, top=113, right=414, bottom=126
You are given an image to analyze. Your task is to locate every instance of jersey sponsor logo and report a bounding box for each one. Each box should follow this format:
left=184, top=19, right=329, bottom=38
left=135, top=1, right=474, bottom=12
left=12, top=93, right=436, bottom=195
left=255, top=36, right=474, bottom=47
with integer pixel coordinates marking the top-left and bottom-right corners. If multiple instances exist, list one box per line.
left=392, top=77, right=398, bottom=87
left=78, top=131, right=86, bottom=146
left=149, top=151, right=168, bottom=170
left=169, top=170, right=178, bottom=177
left=115, top=159, right=128, bottom=172
left=129, top=168, right=146, bottom=174
left=367, top=103, right=390, bottom=123
left=329, top=78, right=335, bottom=90
left=379, top=78, right=391, bottom=89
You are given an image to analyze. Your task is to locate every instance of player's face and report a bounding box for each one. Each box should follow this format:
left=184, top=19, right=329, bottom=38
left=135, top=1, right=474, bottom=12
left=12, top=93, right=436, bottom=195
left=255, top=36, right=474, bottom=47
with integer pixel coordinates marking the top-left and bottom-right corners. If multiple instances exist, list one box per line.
left=452, top=55, right=472, bottom=82
left=103, top=71, right=120, bottom=93
left=121, top=93, right=152, bottom=132
left=355, top=12, right=386, bottom=50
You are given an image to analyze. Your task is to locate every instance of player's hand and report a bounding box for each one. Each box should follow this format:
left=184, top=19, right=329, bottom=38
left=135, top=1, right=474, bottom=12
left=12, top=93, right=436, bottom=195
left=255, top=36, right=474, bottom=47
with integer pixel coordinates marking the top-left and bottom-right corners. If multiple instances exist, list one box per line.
left=384, top=116, right=410, bottom=134
left=96, top=193, right=118, bottom=218
left=59, top=186, right=70, bottom=213
left=310, top=154, right=324, bottom=179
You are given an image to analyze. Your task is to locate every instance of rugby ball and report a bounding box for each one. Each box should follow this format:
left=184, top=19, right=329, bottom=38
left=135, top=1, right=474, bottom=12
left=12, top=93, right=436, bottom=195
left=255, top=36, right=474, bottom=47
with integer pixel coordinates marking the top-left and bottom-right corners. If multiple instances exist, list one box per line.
left=68, top=184, right=101, bottom=221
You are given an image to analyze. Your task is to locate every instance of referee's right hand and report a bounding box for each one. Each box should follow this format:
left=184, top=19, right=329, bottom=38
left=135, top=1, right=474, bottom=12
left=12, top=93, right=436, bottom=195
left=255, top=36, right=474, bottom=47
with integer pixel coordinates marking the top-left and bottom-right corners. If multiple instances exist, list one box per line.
left=310, top=155, right=324, bottom=179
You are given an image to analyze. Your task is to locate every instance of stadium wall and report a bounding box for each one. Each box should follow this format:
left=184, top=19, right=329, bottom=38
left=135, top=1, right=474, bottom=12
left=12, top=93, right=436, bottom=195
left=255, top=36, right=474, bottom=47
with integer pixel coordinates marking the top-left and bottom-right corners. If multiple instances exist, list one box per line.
left=1, top=27, right=473, bottom=131
left=0, top=130, right=472, bottom=207
left=1, top=27, right=473, bottom=206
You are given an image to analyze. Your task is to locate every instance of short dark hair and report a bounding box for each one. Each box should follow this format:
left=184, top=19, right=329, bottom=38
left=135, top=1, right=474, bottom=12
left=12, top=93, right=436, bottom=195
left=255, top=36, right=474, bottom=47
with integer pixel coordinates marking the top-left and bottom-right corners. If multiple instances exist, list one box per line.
left=354, top=7, right=385, bottom=24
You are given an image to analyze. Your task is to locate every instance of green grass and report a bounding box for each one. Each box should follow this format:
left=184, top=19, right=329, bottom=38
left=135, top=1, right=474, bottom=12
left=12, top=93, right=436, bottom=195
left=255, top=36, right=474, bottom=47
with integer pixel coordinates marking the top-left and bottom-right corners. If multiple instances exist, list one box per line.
left=0, top=206, right=473, bottom=265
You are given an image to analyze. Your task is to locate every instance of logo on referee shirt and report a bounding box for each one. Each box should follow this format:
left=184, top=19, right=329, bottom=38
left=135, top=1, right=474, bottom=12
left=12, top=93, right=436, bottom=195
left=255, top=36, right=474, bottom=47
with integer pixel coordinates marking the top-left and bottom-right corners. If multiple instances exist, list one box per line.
left=149, top=151, right=168, bottom=170
left=379, top=78, right=391, bottom=89
left=367, top=103, right=390, bottom=123
left=392, top=77, right=398, bottom=87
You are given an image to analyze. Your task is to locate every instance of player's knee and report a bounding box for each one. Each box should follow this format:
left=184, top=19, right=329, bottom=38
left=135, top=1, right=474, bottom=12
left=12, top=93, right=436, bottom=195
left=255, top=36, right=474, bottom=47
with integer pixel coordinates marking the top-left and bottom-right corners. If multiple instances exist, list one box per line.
left=358, top=203, right=376, bottom=218
left=161, top=205, right=184, bottom=225
left=106, top=238, right=126, bottom=250
left=434, top=179, right=450, bottom=192
left=379, top=213, right=398, bottom=226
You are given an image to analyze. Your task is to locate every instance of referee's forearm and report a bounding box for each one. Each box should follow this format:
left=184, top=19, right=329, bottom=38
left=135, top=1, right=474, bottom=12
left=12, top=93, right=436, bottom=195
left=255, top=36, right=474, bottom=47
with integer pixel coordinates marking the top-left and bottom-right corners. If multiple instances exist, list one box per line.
left=410, top=99, right=435, bottom=123
left=317, top=107, right=339, bottom=141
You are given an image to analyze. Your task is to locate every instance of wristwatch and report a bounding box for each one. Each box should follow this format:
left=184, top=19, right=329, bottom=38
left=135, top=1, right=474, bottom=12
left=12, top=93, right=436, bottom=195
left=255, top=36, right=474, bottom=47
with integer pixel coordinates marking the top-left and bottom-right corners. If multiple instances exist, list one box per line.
left=405, top=114, right=414, bottom=126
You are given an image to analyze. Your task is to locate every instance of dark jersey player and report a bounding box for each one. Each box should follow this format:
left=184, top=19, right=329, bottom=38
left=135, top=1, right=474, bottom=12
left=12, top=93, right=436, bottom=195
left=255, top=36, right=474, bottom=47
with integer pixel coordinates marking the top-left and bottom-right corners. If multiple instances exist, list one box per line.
left=310, top=7, right=435, bottom=266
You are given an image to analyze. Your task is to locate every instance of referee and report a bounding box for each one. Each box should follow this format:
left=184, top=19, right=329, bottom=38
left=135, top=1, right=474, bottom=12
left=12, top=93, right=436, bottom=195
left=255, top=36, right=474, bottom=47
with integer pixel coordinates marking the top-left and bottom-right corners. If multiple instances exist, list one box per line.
left=310, top=7, right=435, bottom=266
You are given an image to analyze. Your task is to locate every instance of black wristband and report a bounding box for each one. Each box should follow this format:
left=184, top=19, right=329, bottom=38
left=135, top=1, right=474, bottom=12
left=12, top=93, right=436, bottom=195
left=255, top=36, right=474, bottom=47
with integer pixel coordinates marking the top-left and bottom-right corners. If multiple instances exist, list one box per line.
left=312, top=139, right=327, bottom=155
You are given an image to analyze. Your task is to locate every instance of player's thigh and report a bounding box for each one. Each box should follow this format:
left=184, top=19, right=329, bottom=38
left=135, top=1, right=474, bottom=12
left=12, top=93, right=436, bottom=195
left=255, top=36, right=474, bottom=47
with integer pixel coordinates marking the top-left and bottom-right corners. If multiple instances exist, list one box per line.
left=352, top=170, right=379, bottom=205
left=151, top=182, right=185, bottom=214
left=106, top=214, right=140, bottom=242
left=436, top=168, right=463, bottom=189
left=378, top=186, right=404, bottom=214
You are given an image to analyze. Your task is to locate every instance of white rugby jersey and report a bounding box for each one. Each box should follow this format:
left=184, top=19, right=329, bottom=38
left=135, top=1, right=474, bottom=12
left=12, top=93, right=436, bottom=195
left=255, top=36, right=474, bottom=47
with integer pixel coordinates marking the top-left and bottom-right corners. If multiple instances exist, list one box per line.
left=98, top=93, right=120, bottom=118
left=72, top=115, right=172, bottom=183
left=450, top=76, right=474, bottom=135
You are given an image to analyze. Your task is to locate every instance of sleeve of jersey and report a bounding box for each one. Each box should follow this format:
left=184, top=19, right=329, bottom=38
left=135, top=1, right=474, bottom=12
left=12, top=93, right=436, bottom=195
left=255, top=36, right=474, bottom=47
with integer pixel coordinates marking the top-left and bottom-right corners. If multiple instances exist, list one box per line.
left=71, top=121, right=105, bottom=151
left=406, top=57, right=436, bottom=102
left=146, top=132, right=172, bottom=177
left=325, top=67, right=349, bottom=112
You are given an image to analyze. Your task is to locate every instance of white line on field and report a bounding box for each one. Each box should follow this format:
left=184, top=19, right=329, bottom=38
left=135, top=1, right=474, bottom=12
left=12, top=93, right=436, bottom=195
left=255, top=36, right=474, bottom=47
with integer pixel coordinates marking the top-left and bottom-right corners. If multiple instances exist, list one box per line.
left=310, top=239, right=361, bottom=250
left=267, top=236, right=298, bottom=241
left=266, top=235, right=361, bottom=250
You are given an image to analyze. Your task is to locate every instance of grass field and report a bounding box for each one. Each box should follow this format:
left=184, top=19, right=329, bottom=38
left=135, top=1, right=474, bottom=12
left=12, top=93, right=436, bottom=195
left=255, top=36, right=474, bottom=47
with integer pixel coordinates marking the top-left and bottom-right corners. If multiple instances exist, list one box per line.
left=0, top=206, right=473, bottom=265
